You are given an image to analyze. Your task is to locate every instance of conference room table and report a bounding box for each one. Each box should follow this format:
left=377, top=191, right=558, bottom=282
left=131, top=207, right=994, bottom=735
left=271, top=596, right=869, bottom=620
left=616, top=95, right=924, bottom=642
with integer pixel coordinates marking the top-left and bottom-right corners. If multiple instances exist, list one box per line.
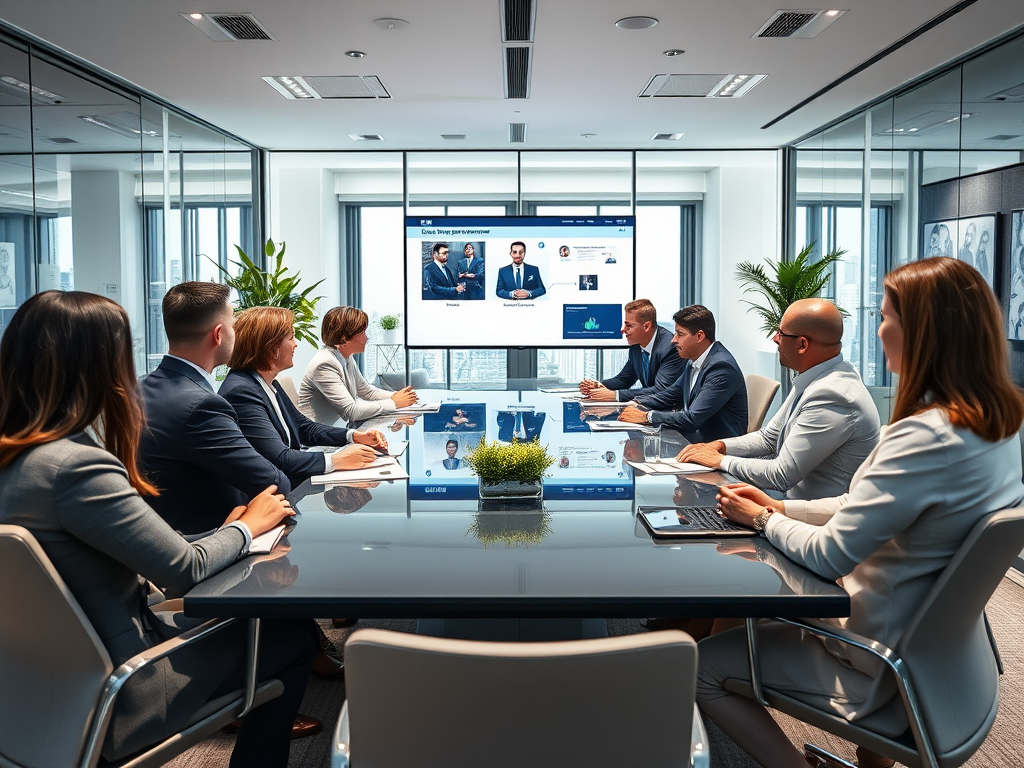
left=184, top=384, right=849, bottom=629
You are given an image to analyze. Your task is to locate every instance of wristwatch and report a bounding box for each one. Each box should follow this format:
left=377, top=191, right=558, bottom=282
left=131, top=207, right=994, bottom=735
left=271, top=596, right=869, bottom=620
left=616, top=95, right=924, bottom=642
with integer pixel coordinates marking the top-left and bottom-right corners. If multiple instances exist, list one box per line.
left=752, top=508, right=774, bottom=532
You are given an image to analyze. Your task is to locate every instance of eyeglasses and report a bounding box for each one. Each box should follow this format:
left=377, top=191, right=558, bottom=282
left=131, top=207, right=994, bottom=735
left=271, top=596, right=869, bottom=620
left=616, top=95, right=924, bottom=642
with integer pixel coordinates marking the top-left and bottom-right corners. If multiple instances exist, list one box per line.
left=775, top=330, right=803, bottom=340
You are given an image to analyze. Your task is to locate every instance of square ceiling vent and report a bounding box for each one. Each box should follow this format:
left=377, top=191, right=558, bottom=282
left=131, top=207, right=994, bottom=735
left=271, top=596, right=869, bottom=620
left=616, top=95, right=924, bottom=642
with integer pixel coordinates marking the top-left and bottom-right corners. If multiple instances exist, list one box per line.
left=181, top=12, right=277, bottom=41
left=263, top=76, right=391, bottom=100
left=753, top=9, right=847, bottom=39
left=639, top=74, right=766, bottom=98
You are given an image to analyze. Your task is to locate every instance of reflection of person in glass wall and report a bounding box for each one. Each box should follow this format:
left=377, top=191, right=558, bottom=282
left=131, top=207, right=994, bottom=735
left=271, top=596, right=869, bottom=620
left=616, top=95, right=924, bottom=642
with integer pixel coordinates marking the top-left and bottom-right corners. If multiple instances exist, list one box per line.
left=456, top=243, right=485, bottom=300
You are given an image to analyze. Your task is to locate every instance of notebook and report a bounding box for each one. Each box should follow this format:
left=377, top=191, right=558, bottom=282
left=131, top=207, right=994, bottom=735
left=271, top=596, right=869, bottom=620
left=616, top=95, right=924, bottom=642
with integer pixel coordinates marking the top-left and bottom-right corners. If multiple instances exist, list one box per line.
left=636, top=506, right=757, bottom=538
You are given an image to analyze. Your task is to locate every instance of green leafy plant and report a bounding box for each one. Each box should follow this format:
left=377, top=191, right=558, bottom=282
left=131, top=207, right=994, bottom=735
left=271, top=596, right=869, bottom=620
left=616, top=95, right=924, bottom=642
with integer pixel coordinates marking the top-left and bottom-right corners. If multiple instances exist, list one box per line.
left=735, top=242, right=848, bottom=337
left=379, top=314, right=401, bottom=331
left=215, top=238, right=325, bottom=347
left=467, top=512, right=553, bottom=549
left=464, top=438, right=555, bottom=483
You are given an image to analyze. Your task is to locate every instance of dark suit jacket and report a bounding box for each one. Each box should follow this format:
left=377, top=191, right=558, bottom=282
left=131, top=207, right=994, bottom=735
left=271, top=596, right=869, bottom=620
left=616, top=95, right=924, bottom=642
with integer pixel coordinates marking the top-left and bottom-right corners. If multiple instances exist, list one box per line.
left=637, top=342, right=748, bottom=442
left=139, top=356, right=290, bottom=534
left=220, top=370, right=351, bottom=487
left=456, top=256, right=485, bottom=300
left=423, top=260, right=462, bottom=300
left=601, top=326, right=685, bottom=402
left=496, top=411, right=546, bottom=442
left=496, top=263, right=546, bottom=299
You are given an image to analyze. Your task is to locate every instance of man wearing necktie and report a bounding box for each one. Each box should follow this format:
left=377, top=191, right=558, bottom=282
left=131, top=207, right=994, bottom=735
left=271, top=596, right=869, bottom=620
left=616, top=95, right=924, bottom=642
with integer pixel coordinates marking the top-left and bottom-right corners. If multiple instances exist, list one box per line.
left=580, top=299, right=685, bottom=402
left=495, top=241, right=547, bottom=300
left=677, top=299, right=880, bottom=500
left=423, top=242, right=467, bottom=300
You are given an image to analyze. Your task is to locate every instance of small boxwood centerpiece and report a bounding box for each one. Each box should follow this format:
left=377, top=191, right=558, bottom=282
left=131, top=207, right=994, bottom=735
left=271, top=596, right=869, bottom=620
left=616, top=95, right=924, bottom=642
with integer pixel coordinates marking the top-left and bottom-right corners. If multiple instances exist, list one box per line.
left=465, top=438, right=555, bottom=499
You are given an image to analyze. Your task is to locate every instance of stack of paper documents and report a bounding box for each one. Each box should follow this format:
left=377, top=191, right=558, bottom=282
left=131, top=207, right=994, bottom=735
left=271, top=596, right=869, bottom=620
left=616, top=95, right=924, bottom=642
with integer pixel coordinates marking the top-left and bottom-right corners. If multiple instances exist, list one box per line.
left=250, top=524, right=287, bottom=554
left=540, top=385, right=582, bottom=394
left=393, top=402, right=442, bottom=415
left=311, top=455, right=411, bottom=484
left=626, top=459, right=710, bottom=475
left=587, top=420, right=659, bottom=434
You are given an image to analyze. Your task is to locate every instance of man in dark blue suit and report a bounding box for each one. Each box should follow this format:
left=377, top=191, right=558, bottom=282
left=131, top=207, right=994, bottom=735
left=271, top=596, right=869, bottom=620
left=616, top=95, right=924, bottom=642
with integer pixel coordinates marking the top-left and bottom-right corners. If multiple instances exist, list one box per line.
left=495, top=241, right=546, bottom=300
left=423, top=242, right=466, bottom=300
left=620, top=305, right=747, bottom=443
left=496, top=410, right=546, bottom=442
left=139, top=283, right=291, bottom=535
left=579, top=298, right=685, bottom=402
left=456, top=243, right=485, bottom=300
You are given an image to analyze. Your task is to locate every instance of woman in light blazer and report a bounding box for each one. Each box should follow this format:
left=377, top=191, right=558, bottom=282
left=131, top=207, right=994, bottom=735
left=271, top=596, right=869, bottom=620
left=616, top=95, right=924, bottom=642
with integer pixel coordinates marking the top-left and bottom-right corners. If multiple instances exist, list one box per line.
left=698, top=258, right=1024, bottom=768
left=299, top=306, right=418, bottom=425
left=0, top=291, right=308, bottom=767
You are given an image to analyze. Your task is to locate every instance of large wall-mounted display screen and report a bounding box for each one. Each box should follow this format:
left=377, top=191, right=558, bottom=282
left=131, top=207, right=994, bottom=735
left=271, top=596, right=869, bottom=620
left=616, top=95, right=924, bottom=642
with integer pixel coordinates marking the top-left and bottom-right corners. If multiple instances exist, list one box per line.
left=405, top=215, right=635, bottom=348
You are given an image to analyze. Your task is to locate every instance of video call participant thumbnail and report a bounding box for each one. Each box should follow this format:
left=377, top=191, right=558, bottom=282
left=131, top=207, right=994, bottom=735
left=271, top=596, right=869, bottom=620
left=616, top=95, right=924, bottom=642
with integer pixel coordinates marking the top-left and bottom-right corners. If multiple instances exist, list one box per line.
left=496, top=241, right=546, bottom=300
left=456, top=243, right=485, bottom=300
left=423, top=242, right=466, bottom=300
left=581, top=298, right=685, bottom=403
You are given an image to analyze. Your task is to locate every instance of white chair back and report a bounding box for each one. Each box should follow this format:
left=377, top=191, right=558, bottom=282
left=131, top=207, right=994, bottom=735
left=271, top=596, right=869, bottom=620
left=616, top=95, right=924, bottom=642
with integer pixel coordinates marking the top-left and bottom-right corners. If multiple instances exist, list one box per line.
left=745, top=374, right=780, bottom=432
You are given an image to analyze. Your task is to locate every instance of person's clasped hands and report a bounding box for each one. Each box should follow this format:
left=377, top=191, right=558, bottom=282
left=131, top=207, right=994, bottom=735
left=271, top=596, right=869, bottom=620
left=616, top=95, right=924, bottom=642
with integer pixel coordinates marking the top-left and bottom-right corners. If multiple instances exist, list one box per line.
left=332, top=429, right=389, bottom=471
left=715, top=482, right=785, bottom=528
left=223, top=484, right=295, bottom=537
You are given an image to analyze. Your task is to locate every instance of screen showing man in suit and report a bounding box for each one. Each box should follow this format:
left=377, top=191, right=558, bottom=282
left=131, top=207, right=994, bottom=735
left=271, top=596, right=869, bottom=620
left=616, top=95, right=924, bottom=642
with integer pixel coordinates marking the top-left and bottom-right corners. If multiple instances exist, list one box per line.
left=456, top=242, right=486, bottom=300
left=496, top=241, right=546, bottom=300
left=422, top=242, right=466, bottom=300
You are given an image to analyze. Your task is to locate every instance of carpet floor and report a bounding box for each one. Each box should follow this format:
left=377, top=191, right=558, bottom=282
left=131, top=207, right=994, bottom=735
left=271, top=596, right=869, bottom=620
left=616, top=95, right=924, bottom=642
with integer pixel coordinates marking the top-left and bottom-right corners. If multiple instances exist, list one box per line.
left=165, top=578, right=1024, bottom=767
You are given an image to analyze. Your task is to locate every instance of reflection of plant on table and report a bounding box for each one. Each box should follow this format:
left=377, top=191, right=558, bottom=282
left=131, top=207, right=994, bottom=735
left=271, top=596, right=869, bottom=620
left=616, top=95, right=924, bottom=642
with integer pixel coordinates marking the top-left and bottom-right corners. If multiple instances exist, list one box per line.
left=467, top=510, right=553, bottom=549
left=734, top=242, right=848, bottom=336
left=216, top=238, right=325, bottom=347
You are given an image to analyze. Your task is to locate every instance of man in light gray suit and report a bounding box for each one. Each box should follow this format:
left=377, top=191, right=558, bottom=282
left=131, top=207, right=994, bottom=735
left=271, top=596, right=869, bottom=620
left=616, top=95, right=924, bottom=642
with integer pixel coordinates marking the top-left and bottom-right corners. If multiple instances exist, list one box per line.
left=679, top=299, right=879, bottom=499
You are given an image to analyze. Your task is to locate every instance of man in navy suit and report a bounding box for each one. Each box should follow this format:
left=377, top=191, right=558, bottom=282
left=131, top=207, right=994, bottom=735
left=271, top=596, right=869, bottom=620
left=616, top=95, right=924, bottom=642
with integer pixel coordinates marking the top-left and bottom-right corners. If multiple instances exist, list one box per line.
left=620, top=305, right=747, bottom=443
left=441, top=439, right=463, bottom=469
left=139, top=282, right=290, bottom=535
left=423, top=242, right=466, bottom=300
left=456, top=243, right=485, bottom=300
left=496, top=410, right=546, bottom=442
left=579, top=299, right=685, bottom=402
left=495, top=241, right=546, bottom=300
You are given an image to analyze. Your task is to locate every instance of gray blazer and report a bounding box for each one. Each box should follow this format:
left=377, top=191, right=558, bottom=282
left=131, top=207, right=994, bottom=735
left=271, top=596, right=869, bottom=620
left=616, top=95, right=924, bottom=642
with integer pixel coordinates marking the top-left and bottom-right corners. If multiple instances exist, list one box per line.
left=0, top=434, right=246, bottom=760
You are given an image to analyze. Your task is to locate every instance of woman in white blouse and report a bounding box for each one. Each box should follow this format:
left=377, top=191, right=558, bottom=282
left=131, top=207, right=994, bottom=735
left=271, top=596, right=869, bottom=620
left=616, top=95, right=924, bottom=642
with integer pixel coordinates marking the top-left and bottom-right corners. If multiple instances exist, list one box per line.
left=698, top=257, right=1024, bottom=768
left=299, top=307, right=418, bottom=425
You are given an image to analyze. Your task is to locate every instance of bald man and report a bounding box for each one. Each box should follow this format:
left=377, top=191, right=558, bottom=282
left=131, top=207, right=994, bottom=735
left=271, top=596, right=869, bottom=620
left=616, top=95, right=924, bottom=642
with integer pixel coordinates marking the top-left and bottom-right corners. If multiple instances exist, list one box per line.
left=678, top=299, right=880, bottom=500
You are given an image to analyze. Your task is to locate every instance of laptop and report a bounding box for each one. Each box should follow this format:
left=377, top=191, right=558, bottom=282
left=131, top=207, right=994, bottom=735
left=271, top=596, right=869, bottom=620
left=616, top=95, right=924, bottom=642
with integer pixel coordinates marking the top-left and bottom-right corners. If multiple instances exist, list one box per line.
left=637, top=505, right=758, bottom=539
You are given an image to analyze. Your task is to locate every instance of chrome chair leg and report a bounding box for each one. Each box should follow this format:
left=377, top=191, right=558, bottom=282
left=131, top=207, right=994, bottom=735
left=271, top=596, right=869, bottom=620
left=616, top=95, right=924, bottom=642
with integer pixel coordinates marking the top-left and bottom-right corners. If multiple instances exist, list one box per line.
left=804, top=742, right=857, bottom=768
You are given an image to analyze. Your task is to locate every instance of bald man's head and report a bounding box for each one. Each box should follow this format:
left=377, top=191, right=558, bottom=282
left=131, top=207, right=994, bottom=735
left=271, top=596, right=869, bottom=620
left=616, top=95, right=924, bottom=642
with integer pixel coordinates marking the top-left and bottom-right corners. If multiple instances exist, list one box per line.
left=776, top=299, right=844, bottom=372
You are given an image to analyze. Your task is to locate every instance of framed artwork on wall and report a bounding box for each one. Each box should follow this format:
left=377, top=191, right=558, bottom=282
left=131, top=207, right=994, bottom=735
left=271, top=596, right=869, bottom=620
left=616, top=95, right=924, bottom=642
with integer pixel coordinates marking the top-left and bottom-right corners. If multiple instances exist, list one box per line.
left=1009, top=211, right=1024, bottom=341
left=922, top=214, right=997, bottom=288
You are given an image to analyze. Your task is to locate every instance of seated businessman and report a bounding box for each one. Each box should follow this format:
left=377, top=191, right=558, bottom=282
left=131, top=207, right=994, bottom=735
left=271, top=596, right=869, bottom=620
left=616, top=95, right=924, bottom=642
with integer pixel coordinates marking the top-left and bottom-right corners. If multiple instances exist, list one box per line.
left=677, top=298, right=880, bottom=500
left=495, top=241, right=546, bottom=300
left=619, top=305, right=747, bottom=442
left=423, top=242, right=466, bottom=300
left=579, top=298, right=685, bottom=402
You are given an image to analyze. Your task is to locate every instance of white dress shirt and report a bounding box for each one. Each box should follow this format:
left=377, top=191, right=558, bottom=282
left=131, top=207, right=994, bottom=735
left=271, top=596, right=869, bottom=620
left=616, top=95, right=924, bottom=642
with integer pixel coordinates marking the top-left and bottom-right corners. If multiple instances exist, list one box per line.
left=719, top=355, right=880, bottom=500
left=688, top=343, right=714, bottom=394
left=166, top=354, right=219, bottom=392
left=616, top=333, right=659, bottom=402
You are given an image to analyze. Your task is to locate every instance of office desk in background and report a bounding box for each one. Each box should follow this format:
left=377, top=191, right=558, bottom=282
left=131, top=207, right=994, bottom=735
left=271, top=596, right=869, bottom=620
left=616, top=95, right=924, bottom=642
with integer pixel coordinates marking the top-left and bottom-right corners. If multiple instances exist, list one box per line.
left=185, top=386, right=849, bottom=626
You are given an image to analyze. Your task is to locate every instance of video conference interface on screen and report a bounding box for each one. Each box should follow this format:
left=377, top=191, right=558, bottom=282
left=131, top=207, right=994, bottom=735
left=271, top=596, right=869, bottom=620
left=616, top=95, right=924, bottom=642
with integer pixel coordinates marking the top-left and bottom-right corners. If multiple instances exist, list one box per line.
left=408, top=395, right=635, bottom=501
left=405, top=216, right=635, bottom=348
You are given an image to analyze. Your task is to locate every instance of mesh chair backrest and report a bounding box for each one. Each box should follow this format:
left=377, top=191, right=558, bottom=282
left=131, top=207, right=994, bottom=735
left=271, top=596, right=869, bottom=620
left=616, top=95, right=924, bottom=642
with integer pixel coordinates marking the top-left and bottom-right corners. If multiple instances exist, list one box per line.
left=345, top=628, right=698, bottom=768
left=896, top=508, right=1024, bottom=754
left=0, top=525, right=113, bottom=768
left=745, top=375, right=780, bottom=432
left=276, top=375, right=300, bottom=407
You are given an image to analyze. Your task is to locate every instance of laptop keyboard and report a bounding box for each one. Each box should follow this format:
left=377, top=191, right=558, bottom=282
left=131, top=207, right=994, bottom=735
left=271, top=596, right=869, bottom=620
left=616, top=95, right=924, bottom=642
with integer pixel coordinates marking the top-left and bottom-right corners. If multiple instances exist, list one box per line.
left=681, top=506, right=746, bottom=532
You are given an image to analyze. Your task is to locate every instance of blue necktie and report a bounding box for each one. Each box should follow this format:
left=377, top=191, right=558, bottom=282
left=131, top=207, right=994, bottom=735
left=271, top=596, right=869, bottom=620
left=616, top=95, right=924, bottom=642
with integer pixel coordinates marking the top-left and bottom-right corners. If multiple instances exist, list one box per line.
left=515, top=411, right=525, bottom=439
left=641, top=350, right=651, bottom=386
left=515, top=268, right=522, bottom=290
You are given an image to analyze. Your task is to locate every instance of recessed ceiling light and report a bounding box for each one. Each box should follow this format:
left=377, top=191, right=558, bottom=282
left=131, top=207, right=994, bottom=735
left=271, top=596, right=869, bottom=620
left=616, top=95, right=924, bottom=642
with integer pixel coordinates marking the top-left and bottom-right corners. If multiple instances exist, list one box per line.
left=263, top=76, right=316, bottom=99
left=345, top=51, right=366, bottom=58
left=615, top=16, right=658, bottom=30
left=581, top=133, right=597, bottom=138
left=371, top=18, right=410, bottom=31
left=825, top=9, right=841, bottom=16
left=651, top=132, right=685, bottom=141
left=189, top=13, right=203, bottom=20
left=663, top=49, right=685, bottom=57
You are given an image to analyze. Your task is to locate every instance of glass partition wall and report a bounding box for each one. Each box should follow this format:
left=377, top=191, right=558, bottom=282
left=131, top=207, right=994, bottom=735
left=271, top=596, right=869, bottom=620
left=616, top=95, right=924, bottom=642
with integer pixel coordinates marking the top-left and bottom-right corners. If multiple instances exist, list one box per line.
left=0, top=26, right=258, bottom=371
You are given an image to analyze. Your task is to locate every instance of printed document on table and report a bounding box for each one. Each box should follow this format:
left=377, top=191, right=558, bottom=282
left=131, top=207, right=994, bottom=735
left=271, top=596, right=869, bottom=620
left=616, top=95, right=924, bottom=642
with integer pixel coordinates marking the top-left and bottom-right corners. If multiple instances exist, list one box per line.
left=249, top=525, right=287, bottom=554
left=626, top=459, right=709, bottom=475
left=386, top=440, right=409, bottom=457
left=587, top=420, right=658, bottom=434
left=311, top=459, right=411, bottom=484
left=393, top=402, right=442, bottom=414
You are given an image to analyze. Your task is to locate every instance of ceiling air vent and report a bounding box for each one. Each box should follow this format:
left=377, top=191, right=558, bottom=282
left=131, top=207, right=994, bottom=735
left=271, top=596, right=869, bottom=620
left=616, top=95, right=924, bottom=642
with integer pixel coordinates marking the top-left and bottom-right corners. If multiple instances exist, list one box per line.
left=501, top=0, right=536, bottom=42
left=986, top=82, right=1024, bottom=102
left=504, top=47, right=531, bottom=99
left=441, top=134, right=467, bottom=140
left=263, top=76, right=391, bottom=100
left=651, top=132, right=684, bottom=141
left=346, top=134, right=385, bottom=142
left=508, top=123, right=527, bottom=143
left=984, top=134, right=1022, bottom=141
left=43, top=137, right=78, bottom=144
left=181, top=12, right=277, bottom=41
left=753, top=9, right=847, bottom=39
left=639, top=74, right=767, bottom=99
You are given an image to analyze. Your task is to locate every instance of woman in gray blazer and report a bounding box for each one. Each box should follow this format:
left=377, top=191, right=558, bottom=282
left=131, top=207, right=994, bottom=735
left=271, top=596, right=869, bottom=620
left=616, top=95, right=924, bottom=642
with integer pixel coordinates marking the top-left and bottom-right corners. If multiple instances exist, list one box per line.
left=299, top=306, right=418, bottom=425
left=0, top=291, right=308, bottom=767
left=698, top=258, right=1024, bottom=768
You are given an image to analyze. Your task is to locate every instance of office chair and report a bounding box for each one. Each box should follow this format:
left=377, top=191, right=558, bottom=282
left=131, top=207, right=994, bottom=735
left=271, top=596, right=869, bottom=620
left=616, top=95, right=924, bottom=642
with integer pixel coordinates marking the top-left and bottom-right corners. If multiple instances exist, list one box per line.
left=333, top=628, right=708, bottom=768
left=745, top=374, right=781, bottom=432
left=737, top=506, right=1024, bottom=768
left=0, top=524, right=283, bottom=768
left=276, top=375, right=300, bottom=407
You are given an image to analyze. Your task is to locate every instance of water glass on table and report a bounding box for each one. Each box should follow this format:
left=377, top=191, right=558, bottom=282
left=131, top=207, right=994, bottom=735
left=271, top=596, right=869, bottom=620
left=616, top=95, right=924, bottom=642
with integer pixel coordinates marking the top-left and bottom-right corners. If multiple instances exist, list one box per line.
left=643, top=428, right=661, bottom=462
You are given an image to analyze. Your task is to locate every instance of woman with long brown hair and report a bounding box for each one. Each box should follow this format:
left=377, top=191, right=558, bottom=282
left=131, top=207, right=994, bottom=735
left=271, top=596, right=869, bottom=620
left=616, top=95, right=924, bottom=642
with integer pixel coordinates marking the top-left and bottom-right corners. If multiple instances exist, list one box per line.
left=0, top=291, right=310, bottom=767
left=697, top=258, right=1024, bottom=768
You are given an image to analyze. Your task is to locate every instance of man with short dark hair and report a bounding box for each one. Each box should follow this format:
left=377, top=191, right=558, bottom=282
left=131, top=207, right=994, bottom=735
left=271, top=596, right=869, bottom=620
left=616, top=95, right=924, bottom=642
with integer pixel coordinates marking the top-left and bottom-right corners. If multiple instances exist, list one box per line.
left=495, top=241, right=546, bottom=300
left=620, top=305, right=747, bottom=442
left=442, top=439, right=462, bottom=470
left=580, top=298, right=684, bottom=402
left=423, top=242, right=466, bottom=300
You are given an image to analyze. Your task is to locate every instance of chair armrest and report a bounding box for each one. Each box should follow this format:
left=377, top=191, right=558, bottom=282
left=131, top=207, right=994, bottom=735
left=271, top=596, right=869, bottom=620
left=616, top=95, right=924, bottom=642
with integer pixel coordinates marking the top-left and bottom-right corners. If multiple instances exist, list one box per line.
left=332, top=701, right=351, bottom=768
left=79, top=618, right=237, bottom=768
left=691, top=707, right=709, bottom=768
left=772, top=617, right=898, bottom=665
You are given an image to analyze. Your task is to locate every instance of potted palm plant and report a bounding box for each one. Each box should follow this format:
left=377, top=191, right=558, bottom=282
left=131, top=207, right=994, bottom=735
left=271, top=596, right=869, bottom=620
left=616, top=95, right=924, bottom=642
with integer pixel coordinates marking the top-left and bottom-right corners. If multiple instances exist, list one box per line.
left=215, top=238, right=325, bottom=347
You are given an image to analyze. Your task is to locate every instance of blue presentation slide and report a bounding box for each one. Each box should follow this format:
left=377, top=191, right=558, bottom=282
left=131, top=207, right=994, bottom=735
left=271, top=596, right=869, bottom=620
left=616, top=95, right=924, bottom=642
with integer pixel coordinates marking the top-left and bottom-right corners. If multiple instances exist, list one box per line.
left=562, top=304, right=622, bottom=340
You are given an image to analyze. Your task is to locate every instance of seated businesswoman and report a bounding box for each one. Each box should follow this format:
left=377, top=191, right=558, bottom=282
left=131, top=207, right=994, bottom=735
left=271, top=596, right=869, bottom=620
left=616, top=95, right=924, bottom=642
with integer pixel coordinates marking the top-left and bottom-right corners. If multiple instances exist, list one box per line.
left=220, top=306, right=387, bottom=487
left=696, top=257, right=1024, bottom=768
left=298, top=306, right=418, bottom=425
left=0, top=291, right=311, bottom=767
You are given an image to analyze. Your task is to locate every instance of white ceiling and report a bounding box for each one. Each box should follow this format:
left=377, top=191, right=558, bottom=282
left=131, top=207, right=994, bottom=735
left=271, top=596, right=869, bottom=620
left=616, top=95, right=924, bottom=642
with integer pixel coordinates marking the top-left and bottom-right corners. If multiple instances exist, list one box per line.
left=1, top=0, right=1023, bottom=151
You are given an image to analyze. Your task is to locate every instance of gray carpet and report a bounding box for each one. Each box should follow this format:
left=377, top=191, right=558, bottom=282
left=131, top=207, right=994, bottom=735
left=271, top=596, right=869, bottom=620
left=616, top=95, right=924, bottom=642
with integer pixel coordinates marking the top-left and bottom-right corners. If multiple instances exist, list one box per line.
left=166, top=578, right=1024, bottom=767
